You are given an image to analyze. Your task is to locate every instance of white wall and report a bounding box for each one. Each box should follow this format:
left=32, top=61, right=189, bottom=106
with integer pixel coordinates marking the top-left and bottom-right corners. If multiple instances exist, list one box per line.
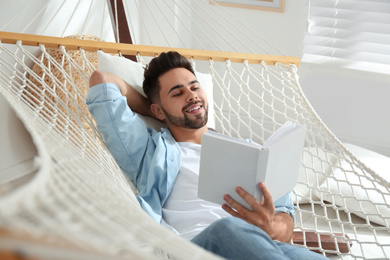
left=215, top=0, right=390, bottom=156
left=300, top=65, right=390, bottom=156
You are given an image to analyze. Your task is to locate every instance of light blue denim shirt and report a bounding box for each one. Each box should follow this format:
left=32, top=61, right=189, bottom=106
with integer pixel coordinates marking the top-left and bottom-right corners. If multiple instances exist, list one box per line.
left=86, top=83, right=295, bottom=223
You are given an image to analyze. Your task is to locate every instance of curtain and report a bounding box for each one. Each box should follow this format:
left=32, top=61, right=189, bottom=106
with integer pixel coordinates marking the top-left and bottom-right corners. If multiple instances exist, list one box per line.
left=302, top=0, right=390, bottom=74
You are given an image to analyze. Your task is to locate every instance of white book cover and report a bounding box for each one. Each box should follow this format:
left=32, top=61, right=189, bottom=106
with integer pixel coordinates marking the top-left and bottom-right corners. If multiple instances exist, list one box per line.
left=198, top=121, right=306, bottom=209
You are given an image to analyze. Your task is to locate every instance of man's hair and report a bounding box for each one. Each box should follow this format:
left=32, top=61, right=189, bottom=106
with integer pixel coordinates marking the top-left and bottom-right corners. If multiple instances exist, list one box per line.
left=143, top=51, right=195, bottom=103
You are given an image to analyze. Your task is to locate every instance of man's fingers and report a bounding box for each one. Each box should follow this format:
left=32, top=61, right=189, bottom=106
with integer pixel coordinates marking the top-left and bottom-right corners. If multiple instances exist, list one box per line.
left=223, top=184, right=273, bottom=217
left=222, top=203, right=240, bottom=218
left=259, top=182, right=273, bottom=208
left=223, top=194, right=249, bottom=213
left=235, top=186, right=259, bottom=209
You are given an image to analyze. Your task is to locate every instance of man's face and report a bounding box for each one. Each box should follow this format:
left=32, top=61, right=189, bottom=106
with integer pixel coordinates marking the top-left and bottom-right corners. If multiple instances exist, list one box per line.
left=155, top=68, right=208, bottom=129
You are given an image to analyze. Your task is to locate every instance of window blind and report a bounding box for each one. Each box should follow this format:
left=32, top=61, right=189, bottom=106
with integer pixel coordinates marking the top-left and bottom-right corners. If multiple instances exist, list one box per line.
left=302, top=0, right=390, bottom=74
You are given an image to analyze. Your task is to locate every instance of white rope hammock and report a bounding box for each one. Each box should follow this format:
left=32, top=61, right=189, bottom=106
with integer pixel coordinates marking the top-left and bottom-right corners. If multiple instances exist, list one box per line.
left=0, top=1, right=389, bottom=259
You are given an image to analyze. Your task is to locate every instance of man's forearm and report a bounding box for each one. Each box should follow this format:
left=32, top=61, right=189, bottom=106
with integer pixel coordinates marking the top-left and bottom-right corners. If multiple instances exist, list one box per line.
left=271, top=212, right=294, bottom=243
left=123, top=81, right=155, bottom=118
left=90, top=70, right=156, bottom=119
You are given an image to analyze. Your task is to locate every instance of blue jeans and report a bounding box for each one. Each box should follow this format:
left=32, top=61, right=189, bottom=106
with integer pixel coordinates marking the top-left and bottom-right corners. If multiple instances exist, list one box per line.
left=191, top=217, right=329, bottom=260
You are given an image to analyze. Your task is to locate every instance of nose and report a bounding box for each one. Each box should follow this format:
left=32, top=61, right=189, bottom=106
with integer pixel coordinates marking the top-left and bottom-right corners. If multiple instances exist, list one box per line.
left=186, top=90, right=198, bottom=102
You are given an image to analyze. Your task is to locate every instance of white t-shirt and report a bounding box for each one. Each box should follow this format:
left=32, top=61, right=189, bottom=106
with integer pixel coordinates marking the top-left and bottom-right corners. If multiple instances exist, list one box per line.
left=162, top=142, right=230, bottom=241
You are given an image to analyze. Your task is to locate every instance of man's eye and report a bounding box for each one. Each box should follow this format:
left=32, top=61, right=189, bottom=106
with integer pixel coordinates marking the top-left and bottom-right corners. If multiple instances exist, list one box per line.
left=172, top=92, right=181, bottom=97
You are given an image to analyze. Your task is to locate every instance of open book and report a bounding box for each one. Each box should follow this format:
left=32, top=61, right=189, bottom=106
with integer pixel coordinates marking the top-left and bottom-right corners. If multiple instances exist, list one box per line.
left=198, top=121, right=306, bottom=209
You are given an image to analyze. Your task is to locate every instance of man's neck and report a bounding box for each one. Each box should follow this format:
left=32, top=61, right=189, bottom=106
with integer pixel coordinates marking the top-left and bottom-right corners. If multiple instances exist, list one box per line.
left=169, top=125, right=208, bottom=144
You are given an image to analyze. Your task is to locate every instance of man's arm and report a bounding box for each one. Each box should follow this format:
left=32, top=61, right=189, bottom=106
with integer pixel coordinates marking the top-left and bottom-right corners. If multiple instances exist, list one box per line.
left=89, top=70, right=156, bottom=119
left=87, top=70, right=153, bottom=184
left=270, top=212, right=294, bottom=242
left=222, top=182, right=294, bottom=243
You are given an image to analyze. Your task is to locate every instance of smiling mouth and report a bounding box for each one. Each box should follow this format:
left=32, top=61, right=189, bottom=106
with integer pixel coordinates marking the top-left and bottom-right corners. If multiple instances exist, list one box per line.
left=184, top=101, right=204, bottom=114
left=186, top=105, right=202, bottom=113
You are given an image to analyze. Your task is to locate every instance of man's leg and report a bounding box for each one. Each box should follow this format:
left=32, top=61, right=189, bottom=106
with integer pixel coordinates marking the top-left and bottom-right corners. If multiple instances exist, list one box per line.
left=276, top=241, right=329, bottom=260
left=191, top=217, right=329, bottom=260
left=191, top=217, right=289, bottom=260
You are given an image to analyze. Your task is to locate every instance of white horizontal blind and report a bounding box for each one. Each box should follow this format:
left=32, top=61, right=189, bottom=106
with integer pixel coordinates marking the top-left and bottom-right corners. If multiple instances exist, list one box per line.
left=302, top=0, right=390, bottom=74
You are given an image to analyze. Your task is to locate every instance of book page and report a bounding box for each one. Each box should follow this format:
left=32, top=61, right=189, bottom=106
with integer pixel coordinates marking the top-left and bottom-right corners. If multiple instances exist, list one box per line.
left=263, top=122, right=307, bottom=200
left=198, top=131, right=263, bottom=209
left=263, top=121, right=297, bottom=148
left=198, top=121, right=306, bottom=208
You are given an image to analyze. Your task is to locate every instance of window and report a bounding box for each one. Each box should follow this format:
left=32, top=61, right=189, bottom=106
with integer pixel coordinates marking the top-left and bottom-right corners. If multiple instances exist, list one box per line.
left=302, top=0, right=390, bottom=74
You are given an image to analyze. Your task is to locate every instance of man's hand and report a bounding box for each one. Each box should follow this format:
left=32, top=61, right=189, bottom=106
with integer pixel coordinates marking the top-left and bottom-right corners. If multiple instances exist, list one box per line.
left=222, top=182, right=294, bottom=243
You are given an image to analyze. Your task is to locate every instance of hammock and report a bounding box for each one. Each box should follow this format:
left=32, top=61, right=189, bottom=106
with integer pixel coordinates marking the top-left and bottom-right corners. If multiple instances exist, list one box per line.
left=0, top=1, right=389, bottom=259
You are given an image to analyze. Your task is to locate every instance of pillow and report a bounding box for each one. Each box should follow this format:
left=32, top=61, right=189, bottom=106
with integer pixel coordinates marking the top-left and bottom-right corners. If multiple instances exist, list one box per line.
left=317, top=143, right=390, bottom=226
left=97, top=51, right=215, bottom=130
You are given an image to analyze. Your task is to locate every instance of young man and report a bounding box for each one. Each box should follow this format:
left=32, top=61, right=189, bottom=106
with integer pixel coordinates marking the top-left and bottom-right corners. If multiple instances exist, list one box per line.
left=87, top=51, right=328, bottom=259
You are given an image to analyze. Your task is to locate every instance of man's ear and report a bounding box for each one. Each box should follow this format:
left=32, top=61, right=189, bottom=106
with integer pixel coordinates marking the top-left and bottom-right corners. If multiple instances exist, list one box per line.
left=150, top=103, right=165, bottom=121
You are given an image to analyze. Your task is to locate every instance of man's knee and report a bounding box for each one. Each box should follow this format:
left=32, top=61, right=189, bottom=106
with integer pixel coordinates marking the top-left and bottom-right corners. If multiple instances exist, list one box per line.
left=208, top=217, right=268, bottom=238
left=208, top=217, right=242, bottom=233
left=192, top=217, right=287, bottom=260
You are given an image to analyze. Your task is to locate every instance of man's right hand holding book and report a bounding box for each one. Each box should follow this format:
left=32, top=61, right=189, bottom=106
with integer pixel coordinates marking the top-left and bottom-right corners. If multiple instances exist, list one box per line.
left=222, top=182, right=294, bottom=243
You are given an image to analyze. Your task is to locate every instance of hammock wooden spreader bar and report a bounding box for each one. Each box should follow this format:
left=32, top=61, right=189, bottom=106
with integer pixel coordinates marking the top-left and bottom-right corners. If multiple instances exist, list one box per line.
left=0, top=31, right=300, bottom=66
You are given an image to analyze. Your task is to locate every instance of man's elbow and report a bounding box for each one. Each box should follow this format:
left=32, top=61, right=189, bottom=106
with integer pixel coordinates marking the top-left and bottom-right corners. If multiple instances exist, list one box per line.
left=89, top=70, right=107, bottom=88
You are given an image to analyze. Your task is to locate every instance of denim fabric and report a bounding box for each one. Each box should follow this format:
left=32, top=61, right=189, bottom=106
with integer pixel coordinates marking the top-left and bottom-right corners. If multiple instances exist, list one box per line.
left=192, top=217, right=329, bottom=260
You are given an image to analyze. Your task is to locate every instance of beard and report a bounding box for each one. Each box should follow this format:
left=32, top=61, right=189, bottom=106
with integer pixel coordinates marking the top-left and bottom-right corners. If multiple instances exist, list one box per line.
left=162, top=102, right=208, bottom=129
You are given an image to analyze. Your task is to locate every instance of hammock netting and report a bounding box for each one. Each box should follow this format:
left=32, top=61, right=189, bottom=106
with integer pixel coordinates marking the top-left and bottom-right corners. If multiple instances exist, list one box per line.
left=0, top=0, right=389, bottom=259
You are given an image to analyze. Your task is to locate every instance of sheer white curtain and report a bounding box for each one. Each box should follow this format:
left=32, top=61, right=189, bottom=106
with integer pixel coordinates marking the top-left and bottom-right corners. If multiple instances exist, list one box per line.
left=302, top=0, right=390, bottom=74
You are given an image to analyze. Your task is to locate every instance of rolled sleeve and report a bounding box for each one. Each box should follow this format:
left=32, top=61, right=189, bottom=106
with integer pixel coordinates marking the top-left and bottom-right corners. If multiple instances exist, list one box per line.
left=274, top=191, right=295, bottom=221
left=86, top=82, right=123, bottom=103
